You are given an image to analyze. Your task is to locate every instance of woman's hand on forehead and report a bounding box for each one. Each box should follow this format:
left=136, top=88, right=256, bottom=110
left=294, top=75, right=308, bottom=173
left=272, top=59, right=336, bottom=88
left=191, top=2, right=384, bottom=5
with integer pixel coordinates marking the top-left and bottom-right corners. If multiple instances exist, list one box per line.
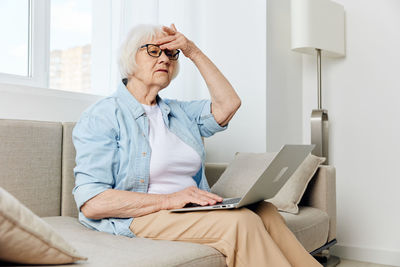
left=155, top=24, right=200, bottom=59
left=162, top=24, right=177, bottom=35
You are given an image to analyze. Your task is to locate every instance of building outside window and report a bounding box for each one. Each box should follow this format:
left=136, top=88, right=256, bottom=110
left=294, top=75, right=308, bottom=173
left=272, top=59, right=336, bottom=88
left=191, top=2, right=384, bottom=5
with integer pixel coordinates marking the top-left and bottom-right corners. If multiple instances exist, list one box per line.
left=49, top=0, right=92, bottom=93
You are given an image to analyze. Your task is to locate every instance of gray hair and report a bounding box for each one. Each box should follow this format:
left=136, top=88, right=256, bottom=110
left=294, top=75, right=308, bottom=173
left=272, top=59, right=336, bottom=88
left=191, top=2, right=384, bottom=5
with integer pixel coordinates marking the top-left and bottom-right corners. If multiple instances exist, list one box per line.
left=118, top=24, right=180, bottom=79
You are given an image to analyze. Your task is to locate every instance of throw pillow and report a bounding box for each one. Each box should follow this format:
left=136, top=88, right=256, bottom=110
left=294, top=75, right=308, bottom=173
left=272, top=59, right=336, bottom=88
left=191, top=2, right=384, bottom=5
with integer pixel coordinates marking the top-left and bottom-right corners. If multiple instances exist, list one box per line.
left=267, top=153, right=325, bottom=214
left=0, top=187, right=87, bottom=264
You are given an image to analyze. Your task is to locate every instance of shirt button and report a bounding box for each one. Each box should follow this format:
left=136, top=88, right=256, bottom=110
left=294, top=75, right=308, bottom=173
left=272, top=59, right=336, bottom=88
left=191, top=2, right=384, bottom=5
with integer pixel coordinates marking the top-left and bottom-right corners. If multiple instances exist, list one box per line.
left=142, top=152, right=147, bottom=157
left=140, top=179, right=145, bottom=183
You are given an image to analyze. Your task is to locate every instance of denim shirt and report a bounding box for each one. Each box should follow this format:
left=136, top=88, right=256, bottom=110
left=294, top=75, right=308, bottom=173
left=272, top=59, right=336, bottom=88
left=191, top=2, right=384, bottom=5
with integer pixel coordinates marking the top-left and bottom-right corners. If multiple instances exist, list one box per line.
left=72, top=81, right=228, bottom=237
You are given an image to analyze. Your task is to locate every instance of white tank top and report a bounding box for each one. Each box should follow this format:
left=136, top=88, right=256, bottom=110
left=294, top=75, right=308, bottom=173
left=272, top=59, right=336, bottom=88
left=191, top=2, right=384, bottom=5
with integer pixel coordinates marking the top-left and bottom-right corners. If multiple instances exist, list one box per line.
left=142, top=103, right=201, bottom=194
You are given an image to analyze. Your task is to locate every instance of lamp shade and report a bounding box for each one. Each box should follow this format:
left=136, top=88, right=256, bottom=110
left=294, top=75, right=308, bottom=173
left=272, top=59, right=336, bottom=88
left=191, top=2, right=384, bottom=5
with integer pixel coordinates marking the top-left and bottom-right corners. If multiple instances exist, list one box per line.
left=291, top=0, right=345, bottom=57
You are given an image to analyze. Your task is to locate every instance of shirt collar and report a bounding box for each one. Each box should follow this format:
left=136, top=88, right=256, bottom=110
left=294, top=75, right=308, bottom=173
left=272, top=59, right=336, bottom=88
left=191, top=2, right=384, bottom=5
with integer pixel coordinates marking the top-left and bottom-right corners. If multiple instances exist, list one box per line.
left=114, top=80, right=171, bottom=120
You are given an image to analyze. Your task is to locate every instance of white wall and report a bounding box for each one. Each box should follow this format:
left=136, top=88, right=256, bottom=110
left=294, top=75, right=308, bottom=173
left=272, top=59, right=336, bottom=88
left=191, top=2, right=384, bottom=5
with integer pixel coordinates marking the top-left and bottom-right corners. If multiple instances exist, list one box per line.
left=0, top=83, right=101, bottom=122
left=198, top=0, right=268, bottom=162
left=267, top=0, right=303, bottom=152
left=301, top=0, right=400, bottom=265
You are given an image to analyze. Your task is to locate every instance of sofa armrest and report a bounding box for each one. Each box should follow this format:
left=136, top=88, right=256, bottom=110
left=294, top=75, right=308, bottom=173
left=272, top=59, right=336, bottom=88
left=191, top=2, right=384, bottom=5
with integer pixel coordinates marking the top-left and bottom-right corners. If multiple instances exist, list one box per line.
left=205, top=163, right=228, bottom=188
left=300, top=165, right=336, bottom=242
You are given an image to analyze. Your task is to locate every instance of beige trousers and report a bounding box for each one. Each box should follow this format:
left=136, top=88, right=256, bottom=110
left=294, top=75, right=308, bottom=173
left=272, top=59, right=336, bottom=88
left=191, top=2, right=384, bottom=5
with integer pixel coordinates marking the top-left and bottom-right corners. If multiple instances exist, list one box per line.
left=130, top=201, right=322, bottom=267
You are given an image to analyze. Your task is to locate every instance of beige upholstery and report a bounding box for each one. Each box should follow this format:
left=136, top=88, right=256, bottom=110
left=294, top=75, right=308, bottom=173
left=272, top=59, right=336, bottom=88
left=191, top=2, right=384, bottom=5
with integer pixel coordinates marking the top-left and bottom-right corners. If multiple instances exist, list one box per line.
left=205, top=163, right=228, bottom=187
left=0, top=119, right=62, bottom=217
left=301, top=166, right=337, bottom=242
left=280, top=207, right=329, bottom=252
left=61, top=122, right=78, bottom=218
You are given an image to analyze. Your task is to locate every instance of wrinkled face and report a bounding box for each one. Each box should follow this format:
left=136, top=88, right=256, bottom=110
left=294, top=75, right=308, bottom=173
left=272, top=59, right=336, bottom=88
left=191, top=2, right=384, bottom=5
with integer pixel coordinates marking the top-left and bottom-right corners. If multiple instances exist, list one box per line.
left=133, top=32, right=177, bottom=89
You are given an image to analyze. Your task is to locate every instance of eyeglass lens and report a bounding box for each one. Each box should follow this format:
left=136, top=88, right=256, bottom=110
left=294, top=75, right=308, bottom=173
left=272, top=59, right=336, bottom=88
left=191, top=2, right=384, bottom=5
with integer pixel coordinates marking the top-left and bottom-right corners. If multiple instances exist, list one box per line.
left=146, top=45, right=179, bottom=60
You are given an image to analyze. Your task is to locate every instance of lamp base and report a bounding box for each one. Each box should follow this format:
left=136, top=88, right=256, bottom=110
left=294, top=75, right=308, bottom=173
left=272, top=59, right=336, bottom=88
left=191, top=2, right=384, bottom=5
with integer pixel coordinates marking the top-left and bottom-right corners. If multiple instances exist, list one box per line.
left=311, top=109, right=329, bottom=164
left=314, top=251, right=341, bottom=267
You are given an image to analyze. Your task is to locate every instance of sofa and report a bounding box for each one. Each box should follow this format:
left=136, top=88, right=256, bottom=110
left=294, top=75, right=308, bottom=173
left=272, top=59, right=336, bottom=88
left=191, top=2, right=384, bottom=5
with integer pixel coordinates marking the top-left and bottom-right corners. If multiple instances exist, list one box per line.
left=0, top=118, right=337, bottom=266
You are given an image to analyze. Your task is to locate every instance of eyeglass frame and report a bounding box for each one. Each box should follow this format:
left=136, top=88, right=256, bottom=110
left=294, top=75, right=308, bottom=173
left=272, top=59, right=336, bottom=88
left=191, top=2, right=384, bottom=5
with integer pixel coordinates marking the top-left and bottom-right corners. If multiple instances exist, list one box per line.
left=139, top=44, right=180, bottom=60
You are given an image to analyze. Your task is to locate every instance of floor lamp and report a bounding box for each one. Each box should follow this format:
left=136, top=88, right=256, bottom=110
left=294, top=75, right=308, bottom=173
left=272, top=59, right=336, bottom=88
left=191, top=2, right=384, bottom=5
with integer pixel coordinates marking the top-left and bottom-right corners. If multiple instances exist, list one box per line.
left=291, top=0, right=345, bottom=165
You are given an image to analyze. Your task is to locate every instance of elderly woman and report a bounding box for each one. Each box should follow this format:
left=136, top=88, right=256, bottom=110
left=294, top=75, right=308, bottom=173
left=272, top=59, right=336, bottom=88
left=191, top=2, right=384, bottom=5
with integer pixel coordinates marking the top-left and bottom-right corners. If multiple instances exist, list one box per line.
left=72, top=24, right=321, bottom=267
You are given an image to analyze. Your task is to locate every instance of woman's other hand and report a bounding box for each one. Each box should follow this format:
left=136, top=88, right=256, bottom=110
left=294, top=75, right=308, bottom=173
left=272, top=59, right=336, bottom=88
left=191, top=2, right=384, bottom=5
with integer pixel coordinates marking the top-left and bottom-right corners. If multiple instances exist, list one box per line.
left=155, top=24, right=200, bottom=59
left=162, top=186, right=223, bottom=210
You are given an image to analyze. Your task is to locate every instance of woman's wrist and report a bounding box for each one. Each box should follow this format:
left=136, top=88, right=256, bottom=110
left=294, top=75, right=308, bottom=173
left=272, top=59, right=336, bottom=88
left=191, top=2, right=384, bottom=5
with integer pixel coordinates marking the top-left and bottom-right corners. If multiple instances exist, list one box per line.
left=159, top=194, right=171, bottom=210
left=184, top=41, right=202, bottom=60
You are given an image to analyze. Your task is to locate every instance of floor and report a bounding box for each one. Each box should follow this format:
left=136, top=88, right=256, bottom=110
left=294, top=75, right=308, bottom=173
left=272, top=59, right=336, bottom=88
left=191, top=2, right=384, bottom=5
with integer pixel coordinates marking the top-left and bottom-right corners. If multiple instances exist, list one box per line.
left=316, top=254, right=397, bottom=267
left=336, top=258, right=397, bottom=267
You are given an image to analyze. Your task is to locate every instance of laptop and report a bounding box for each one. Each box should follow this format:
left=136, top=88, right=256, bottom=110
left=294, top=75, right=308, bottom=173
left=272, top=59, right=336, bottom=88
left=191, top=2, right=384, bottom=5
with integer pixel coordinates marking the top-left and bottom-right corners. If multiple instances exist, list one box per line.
left=170, top=144, right=315, bottom=212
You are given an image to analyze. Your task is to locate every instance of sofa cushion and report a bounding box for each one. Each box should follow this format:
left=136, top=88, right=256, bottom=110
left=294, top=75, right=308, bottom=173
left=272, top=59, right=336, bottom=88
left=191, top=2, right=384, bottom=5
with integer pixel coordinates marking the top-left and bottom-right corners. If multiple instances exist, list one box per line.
left=39, top=216, right=226, bottom=267
left=0, top=119, right=62, bottom=217
left=280, top=206, right=329, bottom=252
left=0, top=188, right=87, bottom=265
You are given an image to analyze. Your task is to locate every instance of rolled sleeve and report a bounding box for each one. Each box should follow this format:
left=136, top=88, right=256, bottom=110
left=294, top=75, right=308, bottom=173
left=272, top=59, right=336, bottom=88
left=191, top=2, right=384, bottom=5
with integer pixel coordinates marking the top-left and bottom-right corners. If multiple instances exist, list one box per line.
left=73, top=183, right=111, bottom=212
left=78, top=214, right=135, bottom=238
left=175, top=99, right=228, bottom=137
left=199, top=100, right=228, bottom=137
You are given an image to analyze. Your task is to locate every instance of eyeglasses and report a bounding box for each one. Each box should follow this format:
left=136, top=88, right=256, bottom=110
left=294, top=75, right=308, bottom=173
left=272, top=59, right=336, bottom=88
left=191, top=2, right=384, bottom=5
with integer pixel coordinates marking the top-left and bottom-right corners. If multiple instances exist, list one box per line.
left=140, top=44, right=180, bottom=60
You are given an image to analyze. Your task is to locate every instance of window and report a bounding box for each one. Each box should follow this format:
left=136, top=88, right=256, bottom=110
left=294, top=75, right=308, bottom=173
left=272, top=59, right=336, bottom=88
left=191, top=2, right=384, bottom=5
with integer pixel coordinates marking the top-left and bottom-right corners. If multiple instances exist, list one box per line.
left=49, top=0, right=92, bottom=94
left=0, top=0, right=30, bottom=76
left=0, top=0, right=99, bottom=94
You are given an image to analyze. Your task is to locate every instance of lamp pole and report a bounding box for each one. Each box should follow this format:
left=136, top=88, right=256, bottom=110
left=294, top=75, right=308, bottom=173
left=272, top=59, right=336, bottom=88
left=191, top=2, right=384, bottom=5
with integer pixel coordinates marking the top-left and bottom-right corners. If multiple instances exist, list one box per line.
left=317, top=48, right=322, bottom=109
left=311, top=48, right=329, bottom=164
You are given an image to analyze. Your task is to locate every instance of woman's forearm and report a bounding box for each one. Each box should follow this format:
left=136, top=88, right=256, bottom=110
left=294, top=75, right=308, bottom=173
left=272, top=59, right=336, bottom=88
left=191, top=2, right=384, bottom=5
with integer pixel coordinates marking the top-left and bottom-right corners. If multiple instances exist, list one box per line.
left=188, top=43, right=241, bottom=126
left=80, top=189, right=167, bottom=220
left=80, top=186, right=223, bottom=220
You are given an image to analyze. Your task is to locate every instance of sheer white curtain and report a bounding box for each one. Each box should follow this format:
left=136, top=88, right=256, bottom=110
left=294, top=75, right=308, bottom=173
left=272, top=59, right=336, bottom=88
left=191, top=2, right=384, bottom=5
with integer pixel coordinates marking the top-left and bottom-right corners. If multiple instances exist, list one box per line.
left=91, top=0, right=205, bottom=99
